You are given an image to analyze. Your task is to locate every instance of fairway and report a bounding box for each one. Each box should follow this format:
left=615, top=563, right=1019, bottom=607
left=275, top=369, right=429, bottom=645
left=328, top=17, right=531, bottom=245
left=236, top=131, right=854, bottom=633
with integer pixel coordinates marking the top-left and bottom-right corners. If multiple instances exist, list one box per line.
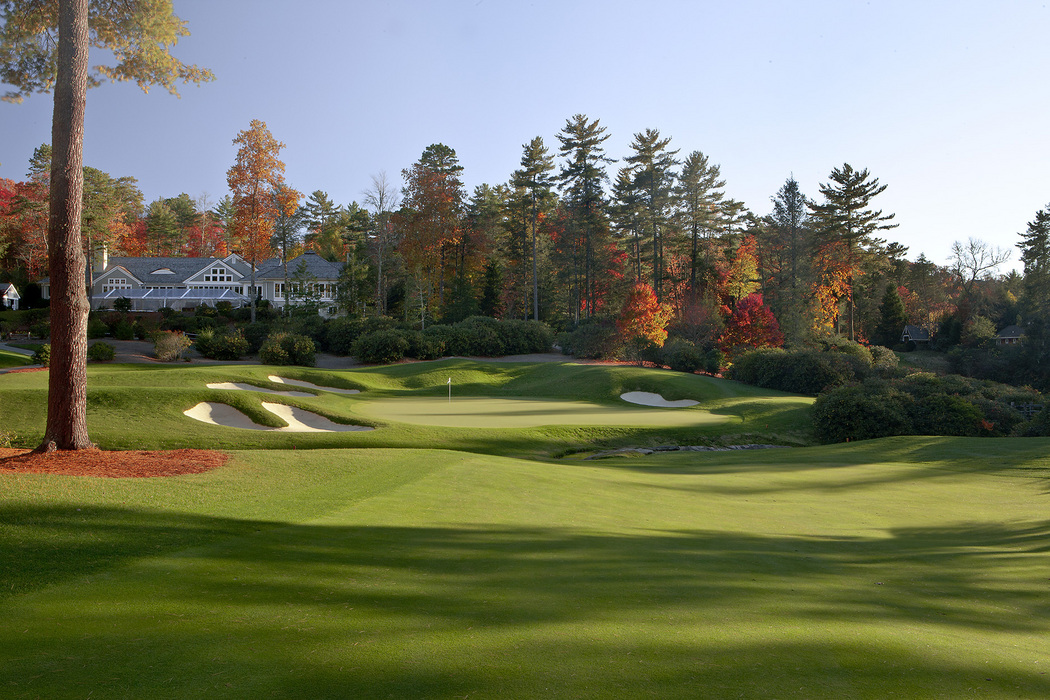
left=3, top=360, right=1048, bottom=698
left=357, top=394, right=731, bottom=428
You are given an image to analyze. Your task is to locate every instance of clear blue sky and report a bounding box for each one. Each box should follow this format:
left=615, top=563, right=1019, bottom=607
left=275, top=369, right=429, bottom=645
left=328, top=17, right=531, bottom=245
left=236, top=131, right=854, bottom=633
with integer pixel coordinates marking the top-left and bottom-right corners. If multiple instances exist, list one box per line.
left=2, top=0, right=1047, bottom=273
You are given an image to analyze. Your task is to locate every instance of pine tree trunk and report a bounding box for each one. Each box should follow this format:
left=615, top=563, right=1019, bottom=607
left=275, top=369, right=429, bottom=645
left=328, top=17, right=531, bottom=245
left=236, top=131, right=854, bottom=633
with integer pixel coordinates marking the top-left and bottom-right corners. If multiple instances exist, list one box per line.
left=39, top=0, right=93, bottom=452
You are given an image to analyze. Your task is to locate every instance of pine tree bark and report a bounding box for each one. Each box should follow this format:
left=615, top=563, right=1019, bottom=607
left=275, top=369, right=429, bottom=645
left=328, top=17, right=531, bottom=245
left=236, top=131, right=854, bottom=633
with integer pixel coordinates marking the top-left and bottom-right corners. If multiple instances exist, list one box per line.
left=38, top=0, right=94, bottom=452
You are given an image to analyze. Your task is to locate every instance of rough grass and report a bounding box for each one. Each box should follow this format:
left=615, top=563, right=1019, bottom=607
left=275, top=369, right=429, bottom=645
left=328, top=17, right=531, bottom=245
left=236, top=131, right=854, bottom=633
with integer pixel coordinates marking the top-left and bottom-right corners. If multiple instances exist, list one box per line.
left=2, top=438, right=1049, bottom=698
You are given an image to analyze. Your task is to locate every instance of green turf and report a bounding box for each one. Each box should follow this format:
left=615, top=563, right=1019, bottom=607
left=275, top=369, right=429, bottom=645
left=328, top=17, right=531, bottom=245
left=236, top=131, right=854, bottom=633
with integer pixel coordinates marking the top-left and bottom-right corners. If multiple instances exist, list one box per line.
left=358, top=395, right=733, bottom=427
left=3, top=360, right=1049, bottom=697
left=2, top=438, right=1050, bottom=698
left=0, top=346, right=31, bottom=368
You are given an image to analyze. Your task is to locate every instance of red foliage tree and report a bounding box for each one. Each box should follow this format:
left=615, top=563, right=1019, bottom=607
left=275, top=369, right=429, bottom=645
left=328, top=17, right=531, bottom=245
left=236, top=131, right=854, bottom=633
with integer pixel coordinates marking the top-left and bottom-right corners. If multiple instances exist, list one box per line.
left=720, top=293, right=784, bottom=354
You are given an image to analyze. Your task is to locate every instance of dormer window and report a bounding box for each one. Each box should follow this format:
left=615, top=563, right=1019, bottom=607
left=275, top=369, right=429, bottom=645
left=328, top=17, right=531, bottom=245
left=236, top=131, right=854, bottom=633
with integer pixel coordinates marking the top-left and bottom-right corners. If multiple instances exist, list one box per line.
left=151, top=268, right=176, bottom=275
left=203, top=266, right=233, bottom=283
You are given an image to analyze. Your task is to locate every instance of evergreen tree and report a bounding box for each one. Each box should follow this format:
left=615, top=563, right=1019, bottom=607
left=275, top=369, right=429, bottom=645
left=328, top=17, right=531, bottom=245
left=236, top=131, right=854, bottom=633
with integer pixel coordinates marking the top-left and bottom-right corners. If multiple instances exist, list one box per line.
left=1018, top=203, right=1050, bottom=322
left=556, top=114, right=615, bottom=321
left=509, top=137, right=555, bottom=320
left=623, top=128, right=679, bottom=300
left=302, top=190, right=344, bottom=261
left=674, top=150, right=725, bottom=301
left=808, top=163, right=897, bottom=341
left=874, top=283, right=907, bottom=347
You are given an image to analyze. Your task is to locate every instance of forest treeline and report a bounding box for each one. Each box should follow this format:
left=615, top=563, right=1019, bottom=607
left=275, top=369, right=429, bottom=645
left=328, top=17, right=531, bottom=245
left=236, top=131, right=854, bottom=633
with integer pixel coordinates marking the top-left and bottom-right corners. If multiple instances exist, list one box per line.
left=3, top=115, right=1049, bottom=370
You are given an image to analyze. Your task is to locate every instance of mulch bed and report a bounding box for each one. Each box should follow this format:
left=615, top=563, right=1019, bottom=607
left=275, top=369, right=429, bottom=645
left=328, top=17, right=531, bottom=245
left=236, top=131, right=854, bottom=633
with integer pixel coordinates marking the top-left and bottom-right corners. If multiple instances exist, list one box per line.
left=4, top=367, right=47, bottom=373
left=0, top=448, right=230, bottom=478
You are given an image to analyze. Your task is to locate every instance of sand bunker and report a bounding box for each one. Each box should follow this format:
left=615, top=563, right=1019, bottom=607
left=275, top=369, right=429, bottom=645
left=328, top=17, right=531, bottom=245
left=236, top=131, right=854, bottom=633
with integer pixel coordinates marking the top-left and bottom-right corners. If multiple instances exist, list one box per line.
left=184, top=402, right=372, bottom=432
left=620, top=391, right=699, bottom=408
left=206, top=382, right=314, bottom=397
left=268, top=375, right=360, bottom=395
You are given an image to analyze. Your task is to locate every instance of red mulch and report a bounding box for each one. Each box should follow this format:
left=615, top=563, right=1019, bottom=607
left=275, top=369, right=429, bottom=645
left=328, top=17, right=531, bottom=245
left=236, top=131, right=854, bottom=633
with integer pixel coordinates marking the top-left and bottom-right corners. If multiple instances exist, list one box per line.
left=0, top=448, right=230, bottom=478
left=4, top=367, right=47, bottom=373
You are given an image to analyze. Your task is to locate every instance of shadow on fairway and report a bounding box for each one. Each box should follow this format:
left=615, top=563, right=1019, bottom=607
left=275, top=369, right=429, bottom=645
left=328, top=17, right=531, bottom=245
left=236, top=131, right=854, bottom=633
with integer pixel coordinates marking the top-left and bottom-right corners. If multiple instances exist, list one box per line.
left=3, top=504, right=1050, bottom=697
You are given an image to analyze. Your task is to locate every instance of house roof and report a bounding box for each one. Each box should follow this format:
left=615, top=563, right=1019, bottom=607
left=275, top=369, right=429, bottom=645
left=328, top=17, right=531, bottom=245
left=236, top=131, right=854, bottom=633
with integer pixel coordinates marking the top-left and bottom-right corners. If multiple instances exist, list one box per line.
left=901, top=324, right=930, bottom=341
left=94, top=257, right=255, bottom=285
left=256, top=252, right=344, bottom=280
left=997, top=325, right=1024, bottom=339
left=0, top=282, right=16, bottom=295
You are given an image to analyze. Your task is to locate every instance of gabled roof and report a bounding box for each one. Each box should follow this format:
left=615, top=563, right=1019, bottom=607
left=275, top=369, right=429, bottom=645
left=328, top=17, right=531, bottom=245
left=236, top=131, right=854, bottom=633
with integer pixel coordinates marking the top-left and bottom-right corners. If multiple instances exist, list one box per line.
left=95, top=265, right=143, bottom=285
left=256, top=252, right=344, bottom=280
left=0, top=282, right=18, bottom=297
left=901, top=324, right=930, bottom=341
left=184, top=258, right=244, bottom=284
left=97, top=257, right=218, bottom=285
left=997, top=325, right=1024, bottom=339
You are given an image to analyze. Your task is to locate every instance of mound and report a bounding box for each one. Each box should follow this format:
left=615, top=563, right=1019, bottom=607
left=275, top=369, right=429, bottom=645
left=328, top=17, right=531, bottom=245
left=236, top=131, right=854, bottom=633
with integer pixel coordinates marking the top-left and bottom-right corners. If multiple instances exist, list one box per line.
left=206, top=381, right=313, bottom=397
left=268, top=375, right=360, bottom=395
left=184, top=402, right=372, bottom=432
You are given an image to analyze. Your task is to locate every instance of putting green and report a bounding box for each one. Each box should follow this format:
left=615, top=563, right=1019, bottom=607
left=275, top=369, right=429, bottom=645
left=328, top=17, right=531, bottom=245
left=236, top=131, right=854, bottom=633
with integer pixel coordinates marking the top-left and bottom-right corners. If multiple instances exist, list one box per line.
left=357, top=395, right=731, bottom=428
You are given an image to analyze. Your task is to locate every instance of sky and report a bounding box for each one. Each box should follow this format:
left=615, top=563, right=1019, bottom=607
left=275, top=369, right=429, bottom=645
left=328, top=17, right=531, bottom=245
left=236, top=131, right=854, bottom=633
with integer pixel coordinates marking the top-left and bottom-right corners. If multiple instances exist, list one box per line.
left=2, top=0, right=1048, bottom=274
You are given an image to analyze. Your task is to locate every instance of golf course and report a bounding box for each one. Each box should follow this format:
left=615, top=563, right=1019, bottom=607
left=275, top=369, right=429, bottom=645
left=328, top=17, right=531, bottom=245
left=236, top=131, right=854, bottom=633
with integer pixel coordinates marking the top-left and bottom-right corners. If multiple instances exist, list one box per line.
left=2, top=358, right=1049, bottom=698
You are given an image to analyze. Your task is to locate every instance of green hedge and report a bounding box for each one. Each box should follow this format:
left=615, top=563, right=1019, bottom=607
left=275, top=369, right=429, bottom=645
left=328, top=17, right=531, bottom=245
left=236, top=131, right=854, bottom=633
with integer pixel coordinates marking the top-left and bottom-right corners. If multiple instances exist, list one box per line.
left=259, top=332, right=316, bottom=366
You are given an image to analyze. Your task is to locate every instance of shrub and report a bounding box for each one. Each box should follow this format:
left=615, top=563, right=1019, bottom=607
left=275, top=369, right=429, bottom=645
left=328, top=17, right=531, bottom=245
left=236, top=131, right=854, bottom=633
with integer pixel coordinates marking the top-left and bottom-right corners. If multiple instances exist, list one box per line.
left=729, top=347, right=868, bottom=395
left=215, top=301, right=233, bottom=318
left=259, top=332, right=316, bottom=366
left=153, top=330, right=192, bottom=362
left=352, top=329, right=410, bottom=364
left=113, top=318, right=135, bottom=340
left=243, top=322, right=271, bottom=353
left=404, top=330, right=446, bottom=360
left=113, top=297, right=132, bottom=313
left=869, top=344, right=900, bottom=373
left=86, top=317, right=109, bottom=339
left=661, top=338, right=706, bottom=373
left=812, top=380, right=914, bottom=443
left=498, top=319, right=554, bottom=354
left=556, top=321, right=621, bottom=360
left=87, top=342, right=116, bottom=362
left=29, top=319, right=51, bottom=339
left=195, top=327, right=250, bottom=361
left=326, top=316, right=397, bottom=356
left=31, top=343, right=50, bottom=366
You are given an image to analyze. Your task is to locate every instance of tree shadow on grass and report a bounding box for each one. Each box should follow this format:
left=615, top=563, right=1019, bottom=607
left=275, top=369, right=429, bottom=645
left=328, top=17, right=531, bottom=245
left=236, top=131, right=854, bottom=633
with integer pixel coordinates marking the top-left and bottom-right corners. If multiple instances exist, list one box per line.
left=2, top=505, right=1050, bottom=697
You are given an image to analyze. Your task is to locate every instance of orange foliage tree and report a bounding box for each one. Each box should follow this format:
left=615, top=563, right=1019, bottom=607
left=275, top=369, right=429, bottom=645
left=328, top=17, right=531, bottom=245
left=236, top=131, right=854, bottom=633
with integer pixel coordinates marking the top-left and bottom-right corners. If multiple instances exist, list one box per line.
left=719, top=293, right=784, bottom=355
left=227, top=119, right=286, bottom=321
left=617, top=281, right=672, bottom=349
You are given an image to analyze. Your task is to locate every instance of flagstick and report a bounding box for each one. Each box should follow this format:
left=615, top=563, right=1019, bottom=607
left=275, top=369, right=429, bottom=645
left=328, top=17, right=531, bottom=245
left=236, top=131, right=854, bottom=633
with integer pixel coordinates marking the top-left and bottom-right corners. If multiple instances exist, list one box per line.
left=447, top=377, right=451, bottom=404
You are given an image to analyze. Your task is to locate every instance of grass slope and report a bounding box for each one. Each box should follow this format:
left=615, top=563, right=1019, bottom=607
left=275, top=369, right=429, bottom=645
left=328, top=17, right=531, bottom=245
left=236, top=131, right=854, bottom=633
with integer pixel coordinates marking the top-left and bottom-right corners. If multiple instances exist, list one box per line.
left=0, top=346, right=31, bottom=369
left=2, top=438, right=1050, bottom=698
left=0, top=359, right=814, bottom=454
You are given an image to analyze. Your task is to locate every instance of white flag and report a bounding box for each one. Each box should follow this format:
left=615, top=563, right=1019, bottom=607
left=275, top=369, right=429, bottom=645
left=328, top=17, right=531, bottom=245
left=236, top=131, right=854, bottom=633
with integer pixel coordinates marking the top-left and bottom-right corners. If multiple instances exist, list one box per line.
left=447, top=377, right=451, bottom=384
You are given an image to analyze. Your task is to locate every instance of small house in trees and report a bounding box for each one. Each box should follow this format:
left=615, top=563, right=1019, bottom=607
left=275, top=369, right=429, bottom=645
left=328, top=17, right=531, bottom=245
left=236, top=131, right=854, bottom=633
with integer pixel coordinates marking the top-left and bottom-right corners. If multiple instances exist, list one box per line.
left=995, top=325, right=1024, bottom=346
left=900, top=325, right=930, bottom=346
left=0, top=282, right=19, bottom=310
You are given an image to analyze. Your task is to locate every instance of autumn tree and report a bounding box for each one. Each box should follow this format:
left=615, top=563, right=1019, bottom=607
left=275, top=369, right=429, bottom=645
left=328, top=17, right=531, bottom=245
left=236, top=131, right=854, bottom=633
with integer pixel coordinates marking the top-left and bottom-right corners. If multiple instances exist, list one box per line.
left=719, top=293, right=784, bottom=355
left=808, top=164, right=897, bottom=341
left=268, top=182, right=304, bottom=310
left=396, top=143, right=465, bottom=326
left=617, top=281, right=672, bottom=358
left=227, top=119, right=287, bottom=322
left=0, top=0, right=211, bottom=451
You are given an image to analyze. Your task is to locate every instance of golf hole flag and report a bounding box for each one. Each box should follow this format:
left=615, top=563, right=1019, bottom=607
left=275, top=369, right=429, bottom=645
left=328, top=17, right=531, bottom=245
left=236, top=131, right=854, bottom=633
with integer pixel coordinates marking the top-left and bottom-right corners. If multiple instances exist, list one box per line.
left=447, top=377, right=451, bottom=403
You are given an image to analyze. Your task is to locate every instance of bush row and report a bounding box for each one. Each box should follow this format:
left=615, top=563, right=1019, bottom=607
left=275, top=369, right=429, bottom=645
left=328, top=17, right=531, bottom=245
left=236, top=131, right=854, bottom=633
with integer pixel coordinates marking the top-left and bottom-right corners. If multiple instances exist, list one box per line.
left=727, top=342, right=899, bottom=395
left=812, top=373, right=1046, bottom=443
left=350, top=317, right=554, bottom=365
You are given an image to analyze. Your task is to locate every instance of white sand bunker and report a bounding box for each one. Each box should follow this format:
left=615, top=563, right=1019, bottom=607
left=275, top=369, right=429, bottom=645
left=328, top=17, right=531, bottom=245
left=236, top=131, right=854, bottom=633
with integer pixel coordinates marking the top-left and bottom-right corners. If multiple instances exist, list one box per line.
left=268, top=375, right=360, bottom=395
left=620, top=391, right=699, bottom=408
left=184, top=401, right=372, bottom=432
left=207, top=382, right=314, bottom=397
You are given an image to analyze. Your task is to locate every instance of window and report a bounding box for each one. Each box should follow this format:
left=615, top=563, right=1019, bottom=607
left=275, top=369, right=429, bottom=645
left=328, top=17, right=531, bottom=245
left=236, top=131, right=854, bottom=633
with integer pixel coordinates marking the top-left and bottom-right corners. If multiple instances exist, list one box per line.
left=203, top=266, right=233, bottom=283
left=102, top=277, right=131, bottom=294
left=274, top=282, right=285, bottom=299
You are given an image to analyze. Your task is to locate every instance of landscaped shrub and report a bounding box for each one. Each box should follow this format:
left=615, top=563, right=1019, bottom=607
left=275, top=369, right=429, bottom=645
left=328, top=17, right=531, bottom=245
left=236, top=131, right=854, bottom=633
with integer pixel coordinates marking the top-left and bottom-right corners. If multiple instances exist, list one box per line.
left=87, top=317, right=108, bottom=339
left=113, top=318, right=135, bottom=340
left=660, top=338, right=705, bottom=373
left=259, top=332, right=316, bottom=366
left=152, top=330, right=192, bottom=362
left=87, top=342, right=116, bottom=362
left=404, top=330, right=445, bottom=360
left=869, top=345, right=900, bottom=372
left=352, top=329, right=410, bottom=364
left=243, top=322, right=271, bottom=353
left=112, top=297, right=132, bottom=313
left=556, top=320, right=621, bottom=360
left=497, top=319, right=555, bottom=355
left=811, top=374, right=1044, bottom=443
left=195, top=327, right=250, bottom=360
left=29, top=319, right=50, bottom=339
left=325, top=316, right=397, bottom=355
left=31, top=343, right=50, bottom=366
left=728, top=347, right=868, bottom=395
